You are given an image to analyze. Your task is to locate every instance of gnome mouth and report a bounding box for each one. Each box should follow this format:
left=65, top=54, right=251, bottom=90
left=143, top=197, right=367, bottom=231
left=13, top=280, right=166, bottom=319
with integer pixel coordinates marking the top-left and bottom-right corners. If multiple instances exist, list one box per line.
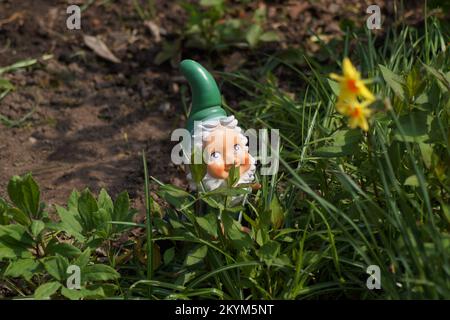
left=226, top=161, right=251, bottom=176
left=224, top=162, right=240, bottom=171
left=207, top=164, right=252, bottom=181
left=207, top=163, right=248, bottom=180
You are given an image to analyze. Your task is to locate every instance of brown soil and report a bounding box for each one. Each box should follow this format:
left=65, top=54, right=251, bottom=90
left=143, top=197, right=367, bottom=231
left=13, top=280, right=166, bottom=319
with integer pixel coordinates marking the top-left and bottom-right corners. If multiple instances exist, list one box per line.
left=0, top=0, right=424, bottom=211
left=0, top=0, right=189, bottom=212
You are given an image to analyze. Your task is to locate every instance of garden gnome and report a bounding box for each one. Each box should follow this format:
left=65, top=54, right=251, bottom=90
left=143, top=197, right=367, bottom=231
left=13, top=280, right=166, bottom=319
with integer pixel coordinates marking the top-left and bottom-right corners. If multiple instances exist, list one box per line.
left=180, top=59, right=256, bottom=193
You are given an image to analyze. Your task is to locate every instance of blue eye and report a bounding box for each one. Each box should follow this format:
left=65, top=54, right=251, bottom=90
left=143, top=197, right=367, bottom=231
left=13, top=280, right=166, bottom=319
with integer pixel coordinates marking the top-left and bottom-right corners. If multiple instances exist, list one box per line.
left=210, top=151, right=221, bottom=160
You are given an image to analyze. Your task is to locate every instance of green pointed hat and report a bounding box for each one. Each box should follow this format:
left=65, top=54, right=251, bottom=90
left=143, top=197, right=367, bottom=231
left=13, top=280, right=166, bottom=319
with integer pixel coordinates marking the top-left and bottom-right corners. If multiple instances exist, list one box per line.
left=180, top=59, right=227, bottom=132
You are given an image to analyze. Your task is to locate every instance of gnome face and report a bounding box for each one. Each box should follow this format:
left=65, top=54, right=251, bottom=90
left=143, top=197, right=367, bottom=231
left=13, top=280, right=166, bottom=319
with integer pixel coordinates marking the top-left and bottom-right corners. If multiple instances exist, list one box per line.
left=203, top=126, right=252, bottom=180
left=188, top=115, right=256, bottom=192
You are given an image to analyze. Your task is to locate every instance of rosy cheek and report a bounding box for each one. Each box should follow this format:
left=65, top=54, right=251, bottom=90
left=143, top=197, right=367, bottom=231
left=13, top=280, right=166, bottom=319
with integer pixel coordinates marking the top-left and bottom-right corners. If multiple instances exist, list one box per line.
left=244, top=152, right=250, bottom=165
left=208, top=161, right=228, bottom=179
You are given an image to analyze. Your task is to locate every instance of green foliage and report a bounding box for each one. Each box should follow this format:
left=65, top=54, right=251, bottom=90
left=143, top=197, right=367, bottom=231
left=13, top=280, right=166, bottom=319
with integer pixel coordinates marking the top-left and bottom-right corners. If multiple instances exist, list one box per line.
left=0, top=174, right=135, bottom=299
left=1, top=11, right=449, bottom=301
left=0, top=78, right=14, bottom=102
left=217, top=16, right=450, bottom=299
left=0, top=54, right=52, bottom=127
left=154, top=1, right=279, bottom=65
left=132, top=0, right=156, bottom=21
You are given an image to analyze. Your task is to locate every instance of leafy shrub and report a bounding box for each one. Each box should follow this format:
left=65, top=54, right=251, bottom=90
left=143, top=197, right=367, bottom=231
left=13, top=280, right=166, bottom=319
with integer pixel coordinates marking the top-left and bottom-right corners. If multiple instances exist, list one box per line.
left=0, top=174, right=134, bottom=299
left=154, top=0, right=279, bottom=66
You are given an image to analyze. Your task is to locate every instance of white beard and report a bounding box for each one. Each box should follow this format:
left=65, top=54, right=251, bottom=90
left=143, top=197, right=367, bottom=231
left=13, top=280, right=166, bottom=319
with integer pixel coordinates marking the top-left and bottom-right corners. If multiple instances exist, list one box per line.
left=186, top=153, right=257, bottom=195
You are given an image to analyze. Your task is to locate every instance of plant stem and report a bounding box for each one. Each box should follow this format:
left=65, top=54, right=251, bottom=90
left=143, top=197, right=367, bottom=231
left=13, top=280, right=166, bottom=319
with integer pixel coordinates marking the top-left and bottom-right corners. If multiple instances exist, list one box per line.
left=142, top=151, right=153, bottom=298
left=366, top=130, right=382, bottom=206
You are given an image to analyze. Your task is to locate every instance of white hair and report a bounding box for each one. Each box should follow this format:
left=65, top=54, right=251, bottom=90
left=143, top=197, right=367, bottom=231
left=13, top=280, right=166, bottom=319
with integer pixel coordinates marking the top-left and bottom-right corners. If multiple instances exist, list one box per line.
left=186, top=115, right=256, bottom=194
left=191, top=115, right=247, bottom=151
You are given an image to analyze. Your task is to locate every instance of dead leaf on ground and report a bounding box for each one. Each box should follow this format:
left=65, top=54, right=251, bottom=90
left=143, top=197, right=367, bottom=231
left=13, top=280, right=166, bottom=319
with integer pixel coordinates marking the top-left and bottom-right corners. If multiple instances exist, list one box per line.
left=83, top=35, right=121, bottom=64
left=287, top=2, right=310, bottom=20
left=0, top=11, right=25, bottom=28
left=109, top=30, right=138, bottom=52
left=144, top=20, right=162, bottom=43
left=224, top=52, right=247, bottom=72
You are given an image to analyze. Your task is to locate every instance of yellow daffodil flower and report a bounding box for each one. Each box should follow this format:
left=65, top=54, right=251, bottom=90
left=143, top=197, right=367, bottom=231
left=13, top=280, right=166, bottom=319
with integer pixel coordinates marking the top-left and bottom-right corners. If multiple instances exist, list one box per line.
left=330, top=58, right=376, bottom=132
left=330, top=58, right=375, bottom=102
left=335, top=99, right=352, bottom=116
left=337, top=99, right=373, bottom=132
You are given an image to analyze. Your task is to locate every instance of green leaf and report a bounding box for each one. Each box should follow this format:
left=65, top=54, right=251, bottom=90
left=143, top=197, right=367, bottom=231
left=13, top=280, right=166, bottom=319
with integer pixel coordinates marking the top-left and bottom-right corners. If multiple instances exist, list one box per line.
left=153, top=39, right=181, bottom=66
left=253, top=5, right=267, bottom=23
left=7, top=174, right=41, bottom=220
left=153, top=217, right=170, bottom=236
left=77, top=189, right=98, bottom=232
left=196, top=213, right=218, bottom=238
left=60, top=287, right=84, bottom=300
left=83, top=264, right=120, bottom=282
left=200, top=196, right=225, bottom=211
left=422, top=63, right=450, bottom=92
left=227, top=164, right=241, bottom=187
left=0, top=243, right=29, bottom=260
left=0, top=78, right=14, bottom=90
left=41, top=255, right=69, bottom=281
left=418, top=143, right=433, bottom=169
left=67, top=190, right=80, bottom=211
left=200, top=0, right=223, bottom=6
left=328, top=79, right=340, bottom=96
left=393, top=111, right=431, bottom=143
left=88, top=283, right=116, bottom=297
left=163, top=247, right=175, bottom=265
left=92, top=208, right=112, bottom=235
left=190, top=147, right=207, bottom=184
left=74, top=248, right=92, bottom=268
left=258, top=241, right=281, bottom=266
left=185, top=245, right=208, bottom=266
left=0, top=55, right=52, bottom=75
left=315, top=130, right=362, bottom=158
left=379, top=64, right=406, bottom=101
left=314, top=146, right=349, bottom=158
left=441, top=202, right=450, bottom=225
left=78, top=189, right=98, bottom=217
left=0, top=198, right=10, bottom=225
left=404, top=175, right=419, bottom=187
left=333, top=129, right=362, bottom=146
left=259, top=31, right=280, bottom=42
left=157, top=184, right=195, bottom=208
left=406, top=65, right=426, bottom=100
left=169, top=218, right=186, bottom=230
left=98, top=189, right=113, bottom=215
left=246, top=24, right=263, bottom=48
left=270, top=196, right=284, bottom=230
left=45, top=241, right=82, bottom=259
left=0, top=224, right=34, bottom=247
left=222, top=213, right=253, bottom=250
left=5, top=258, right=40, bottom=280
left=60, top=286, right=106, bottom=300
left=203, top=186, right=250, bottom=197
left=113, top=191, right=130, bottom=222
left=151, top=200, right=163, bottom=218
left=6, top=207, right=31, bottom=226
left=34, top=282, right=61, bottom=300
left=85, top=237, right=103, bottom=250
left=55, top=205, right=84, bottom=241
left=30, top=220, right=45, bottom=238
